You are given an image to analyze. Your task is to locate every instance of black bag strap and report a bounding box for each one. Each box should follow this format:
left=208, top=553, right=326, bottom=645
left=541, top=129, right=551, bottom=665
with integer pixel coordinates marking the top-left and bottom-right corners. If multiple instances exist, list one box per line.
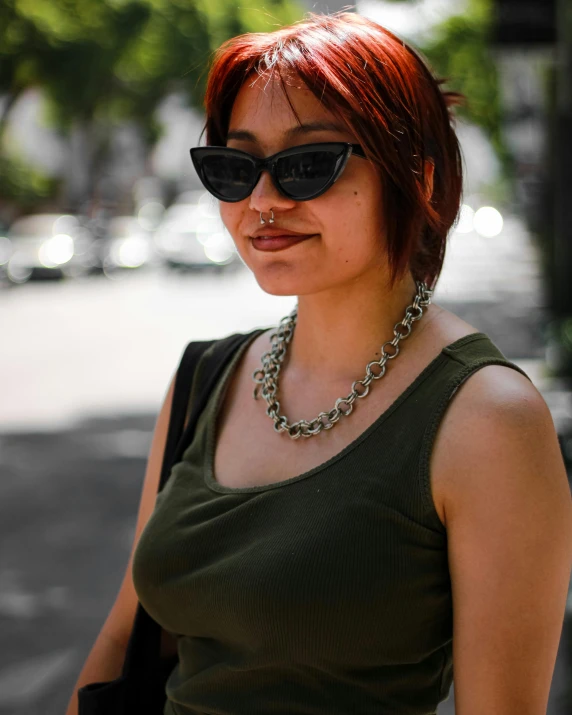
left=160, top=328, right=266, bottom=489
left=123, top=327, right=265, bottom=712
left=159, top=337, right=217, bottom=491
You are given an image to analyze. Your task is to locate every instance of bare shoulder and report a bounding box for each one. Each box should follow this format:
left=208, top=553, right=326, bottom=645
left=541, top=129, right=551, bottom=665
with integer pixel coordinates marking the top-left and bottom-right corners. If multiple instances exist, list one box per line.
left=430, top=360, right=566, bottom=527
left=427, top=362, right=572, bottom=714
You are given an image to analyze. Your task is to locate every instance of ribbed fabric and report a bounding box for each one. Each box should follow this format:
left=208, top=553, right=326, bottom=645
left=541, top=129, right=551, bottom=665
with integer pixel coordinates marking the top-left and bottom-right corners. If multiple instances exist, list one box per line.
left=132, top=329, right=532, bottom=715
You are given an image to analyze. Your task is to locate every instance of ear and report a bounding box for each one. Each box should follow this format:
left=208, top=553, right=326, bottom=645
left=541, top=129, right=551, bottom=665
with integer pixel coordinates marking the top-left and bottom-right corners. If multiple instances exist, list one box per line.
left=424, top=158, right=435, bottom=202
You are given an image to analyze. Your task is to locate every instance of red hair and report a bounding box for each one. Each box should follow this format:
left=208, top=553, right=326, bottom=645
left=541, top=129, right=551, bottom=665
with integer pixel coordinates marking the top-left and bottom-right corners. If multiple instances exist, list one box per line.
left=201, top=11, right=465, bottom=290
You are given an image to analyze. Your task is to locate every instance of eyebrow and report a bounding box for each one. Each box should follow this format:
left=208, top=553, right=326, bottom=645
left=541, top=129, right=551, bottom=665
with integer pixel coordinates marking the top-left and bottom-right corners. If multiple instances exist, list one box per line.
left=226, top=121, right=348, bottom=142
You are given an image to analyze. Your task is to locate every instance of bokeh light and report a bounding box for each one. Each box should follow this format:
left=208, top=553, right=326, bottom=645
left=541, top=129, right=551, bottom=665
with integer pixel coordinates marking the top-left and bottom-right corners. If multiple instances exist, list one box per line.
left=455, top=204, right=475, bottom=233
left=473, top=206, right=504, bottom=237
left=38, top=234, right=74, bottom=267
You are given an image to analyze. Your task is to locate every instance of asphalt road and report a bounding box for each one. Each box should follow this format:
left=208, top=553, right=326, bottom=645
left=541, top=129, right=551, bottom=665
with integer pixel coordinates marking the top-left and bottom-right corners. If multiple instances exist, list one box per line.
left=1, top=217, right=570, bottom=714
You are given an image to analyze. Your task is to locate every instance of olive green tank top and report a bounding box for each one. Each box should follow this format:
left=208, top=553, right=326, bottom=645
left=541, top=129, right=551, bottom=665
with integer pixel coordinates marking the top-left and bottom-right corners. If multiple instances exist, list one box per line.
left=132, top=329, right=532, bottom=715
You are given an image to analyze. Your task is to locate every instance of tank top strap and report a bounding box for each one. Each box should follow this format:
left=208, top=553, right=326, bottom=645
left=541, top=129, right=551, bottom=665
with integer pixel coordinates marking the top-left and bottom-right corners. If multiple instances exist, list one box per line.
left=407, top=332, right=534, bottom=533
left=440, top=331, right=532, bottom=371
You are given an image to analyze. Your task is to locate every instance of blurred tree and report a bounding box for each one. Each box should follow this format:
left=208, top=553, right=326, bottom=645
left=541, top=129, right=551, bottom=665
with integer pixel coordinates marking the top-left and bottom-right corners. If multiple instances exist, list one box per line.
left=0, top=0, right=43, bottom=137
left=1, top=0, right=506, bottom=207
left=418, top=0, right=512, bottom=183
left=0, top=154, right=59, bottom=207
left=0, top=0, right=305, bottom=209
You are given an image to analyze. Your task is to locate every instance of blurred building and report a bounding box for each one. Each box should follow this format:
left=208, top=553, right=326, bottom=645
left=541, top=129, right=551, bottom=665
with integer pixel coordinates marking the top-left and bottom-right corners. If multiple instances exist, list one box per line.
left=492, top=0, right=572, bottom=378
left=491, top=0, right=555, bottom=232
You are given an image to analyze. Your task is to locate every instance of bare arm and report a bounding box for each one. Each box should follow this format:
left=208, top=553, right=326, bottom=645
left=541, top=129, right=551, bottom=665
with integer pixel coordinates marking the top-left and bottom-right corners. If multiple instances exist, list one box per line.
left=431, top=365, right=572, bottom=715
left=66, top=370, right=182, bottom=715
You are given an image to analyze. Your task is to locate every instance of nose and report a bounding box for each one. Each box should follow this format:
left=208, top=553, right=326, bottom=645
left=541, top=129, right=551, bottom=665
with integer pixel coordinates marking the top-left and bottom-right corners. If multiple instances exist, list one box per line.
left=248, top=169, right=296, bottom=215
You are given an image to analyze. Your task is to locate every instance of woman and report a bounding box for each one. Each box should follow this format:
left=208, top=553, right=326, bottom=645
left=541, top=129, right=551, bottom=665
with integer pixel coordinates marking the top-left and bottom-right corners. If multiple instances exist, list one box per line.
left=68, top=11, right=572, bottom=715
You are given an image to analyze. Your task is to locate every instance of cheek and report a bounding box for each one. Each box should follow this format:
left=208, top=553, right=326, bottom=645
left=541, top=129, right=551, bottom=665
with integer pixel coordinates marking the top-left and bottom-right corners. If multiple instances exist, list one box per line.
left=322, top=191, right=386, bottom=270
left=320, top=188, right=380, bottom=245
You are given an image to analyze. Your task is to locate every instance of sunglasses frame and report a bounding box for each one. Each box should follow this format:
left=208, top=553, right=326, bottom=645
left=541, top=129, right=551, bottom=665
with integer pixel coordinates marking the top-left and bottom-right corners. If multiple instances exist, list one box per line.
left=189, top=142, right=367, bottom=203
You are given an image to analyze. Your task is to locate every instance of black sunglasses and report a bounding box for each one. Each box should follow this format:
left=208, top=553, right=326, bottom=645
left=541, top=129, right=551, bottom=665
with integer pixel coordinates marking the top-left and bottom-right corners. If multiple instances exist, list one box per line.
left=189, top=142, right=367, bottom=203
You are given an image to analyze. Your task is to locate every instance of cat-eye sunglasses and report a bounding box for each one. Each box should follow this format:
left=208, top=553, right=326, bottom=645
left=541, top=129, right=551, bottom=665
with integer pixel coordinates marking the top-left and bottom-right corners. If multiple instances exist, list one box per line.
left=189, top=142, right=367, bottom=203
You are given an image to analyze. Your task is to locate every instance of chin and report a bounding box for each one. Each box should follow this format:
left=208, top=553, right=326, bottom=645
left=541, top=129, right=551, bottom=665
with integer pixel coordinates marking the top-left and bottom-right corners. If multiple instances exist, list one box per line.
left=247, top=266, right=316, bottom=297
left=241, top=242, right=348, bottom=297
left=252, top=275, right=303, bottom=297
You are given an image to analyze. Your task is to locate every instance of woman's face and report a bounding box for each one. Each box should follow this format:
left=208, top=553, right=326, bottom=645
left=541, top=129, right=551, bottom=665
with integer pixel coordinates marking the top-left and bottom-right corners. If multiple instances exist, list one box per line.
left=219, top=75, right=392, bottom=297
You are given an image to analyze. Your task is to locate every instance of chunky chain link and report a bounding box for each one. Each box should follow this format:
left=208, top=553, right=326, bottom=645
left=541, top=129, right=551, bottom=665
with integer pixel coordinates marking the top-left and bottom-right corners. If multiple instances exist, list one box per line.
left=252, top=281, right=433, bottom=439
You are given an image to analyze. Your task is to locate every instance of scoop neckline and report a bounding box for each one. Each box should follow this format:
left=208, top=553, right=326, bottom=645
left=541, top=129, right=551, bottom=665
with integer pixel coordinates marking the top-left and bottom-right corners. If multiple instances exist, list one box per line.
left=204, top=330, right=488, bottom=494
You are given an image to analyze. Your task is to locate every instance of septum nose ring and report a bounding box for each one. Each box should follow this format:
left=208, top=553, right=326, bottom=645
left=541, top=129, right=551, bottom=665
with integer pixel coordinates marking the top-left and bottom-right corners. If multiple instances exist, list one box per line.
left=260, top=209, right=275, bottom=225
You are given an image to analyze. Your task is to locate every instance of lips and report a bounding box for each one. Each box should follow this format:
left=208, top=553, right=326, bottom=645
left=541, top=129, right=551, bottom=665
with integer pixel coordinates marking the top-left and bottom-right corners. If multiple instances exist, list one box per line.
left=251, top=233, right=317, bottom=252
left=250, top=227, right=314, bottom=238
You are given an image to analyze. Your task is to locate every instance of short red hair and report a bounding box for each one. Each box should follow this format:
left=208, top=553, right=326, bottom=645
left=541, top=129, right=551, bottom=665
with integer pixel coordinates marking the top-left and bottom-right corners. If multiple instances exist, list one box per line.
left=202, top=11, right=465, bottom=290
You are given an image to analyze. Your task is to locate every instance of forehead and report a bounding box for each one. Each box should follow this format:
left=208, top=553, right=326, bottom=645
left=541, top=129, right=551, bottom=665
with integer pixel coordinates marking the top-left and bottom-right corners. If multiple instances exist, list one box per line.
left=227, top=74, right=348, bottom=144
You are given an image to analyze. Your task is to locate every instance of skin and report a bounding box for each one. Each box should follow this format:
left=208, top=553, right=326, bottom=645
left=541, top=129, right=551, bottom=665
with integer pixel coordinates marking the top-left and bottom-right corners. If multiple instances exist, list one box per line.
left=220, top=73, right=437, bottom=388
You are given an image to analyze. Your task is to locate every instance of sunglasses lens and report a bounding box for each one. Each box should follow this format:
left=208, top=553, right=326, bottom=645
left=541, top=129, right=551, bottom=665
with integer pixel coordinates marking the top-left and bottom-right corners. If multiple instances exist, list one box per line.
left=193, top=145, right=349, bottom=201
left=201, top=153, right=255, bottom=201
left=275, top=150, right=340, bottom=199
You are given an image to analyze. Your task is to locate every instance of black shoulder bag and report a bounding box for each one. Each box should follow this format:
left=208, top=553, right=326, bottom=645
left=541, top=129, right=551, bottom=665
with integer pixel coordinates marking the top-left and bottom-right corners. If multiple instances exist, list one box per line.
left=77, top=329, right=263, bottom=715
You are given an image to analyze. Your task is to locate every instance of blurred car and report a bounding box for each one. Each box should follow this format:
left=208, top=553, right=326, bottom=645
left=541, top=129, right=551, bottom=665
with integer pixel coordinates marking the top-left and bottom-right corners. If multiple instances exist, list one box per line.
left=4, top=214, right=97, bottom=283
left=96, top=216, right=158, bottom=276
left=0, top=234, right=11, bottom=285
left=154, top=191, right=238, bottom=271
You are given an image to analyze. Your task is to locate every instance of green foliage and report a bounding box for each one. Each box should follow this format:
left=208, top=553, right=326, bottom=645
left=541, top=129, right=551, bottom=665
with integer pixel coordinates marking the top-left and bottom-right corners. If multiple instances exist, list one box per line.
left=1, top=0, right=306, bottom=134
left=0, top=153, right=59, bottom=205
left=1, top=0, right=507, bottom=205
left=0, top=0, right=305, bottom=207
left=419, top=0, right=513, bottom=178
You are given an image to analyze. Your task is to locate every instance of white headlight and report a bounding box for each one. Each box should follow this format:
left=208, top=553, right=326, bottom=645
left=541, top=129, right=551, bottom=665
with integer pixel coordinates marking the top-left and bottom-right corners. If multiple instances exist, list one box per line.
left=0, top=237, right=12, bottom=265
left=114, top=237, right=150, bottom=267
left=39, top=234, right=74, bottom=267
left=203, top=232, right=235, bottom=264
left=473, top=207, right=503, bottom=238
left=195, top=214, right=227, bottom=245
left=455, top=204, right=475, bottom=234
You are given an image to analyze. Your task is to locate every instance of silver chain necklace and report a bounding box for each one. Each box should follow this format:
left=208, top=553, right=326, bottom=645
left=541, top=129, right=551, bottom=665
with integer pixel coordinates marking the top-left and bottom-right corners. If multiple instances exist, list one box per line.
left=252, top=280, right=433, bottom=439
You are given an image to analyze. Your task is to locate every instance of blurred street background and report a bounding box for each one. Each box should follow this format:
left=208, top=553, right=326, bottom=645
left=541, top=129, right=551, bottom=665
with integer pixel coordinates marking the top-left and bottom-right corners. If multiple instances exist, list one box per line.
left=1, top=0, right=571, bottom=713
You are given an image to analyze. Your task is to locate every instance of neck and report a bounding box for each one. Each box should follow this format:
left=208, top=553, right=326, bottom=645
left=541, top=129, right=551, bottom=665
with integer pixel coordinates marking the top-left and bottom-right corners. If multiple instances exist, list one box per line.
left=282, top=272, right=432, bottom=387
